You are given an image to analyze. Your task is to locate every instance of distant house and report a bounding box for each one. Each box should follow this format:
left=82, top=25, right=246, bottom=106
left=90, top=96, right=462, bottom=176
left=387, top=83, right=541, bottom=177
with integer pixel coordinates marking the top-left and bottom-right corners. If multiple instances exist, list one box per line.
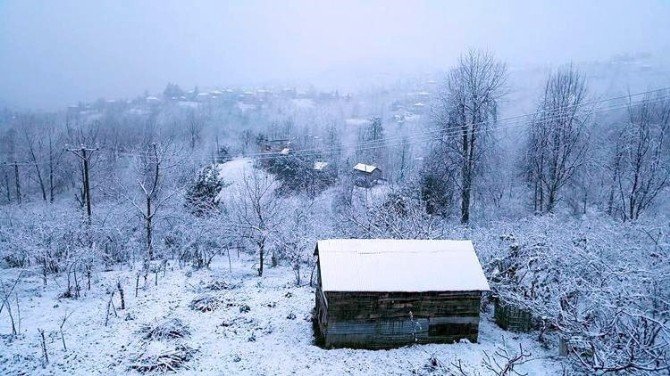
left=313, top=239, right=490, bottom=349
left=353, top=163, right=381, bottom=187
left=260, top=139, right=291, bottom=153
left=257, top=139, right=292, bottom=168
left=392, top=113, right=405, bottom=124
left=145, top=96, right=161, bottom=105
left=313, top=161, right=329, bottom=171
left=196, top=92, right=211, bottom=101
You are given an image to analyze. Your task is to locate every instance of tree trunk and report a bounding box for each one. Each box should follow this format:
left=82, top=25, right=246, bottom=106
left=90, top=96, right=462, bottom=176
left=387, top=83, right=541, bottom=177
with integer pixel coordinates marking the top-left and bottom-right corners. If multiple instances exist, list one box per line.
left=460, top=124, right=471, bottom=224
left=461, top=177, right=471, bottom=224
left=82, top=149, right=92, bottom=221
left=48, top=137, right=55, bottom=203
left=34, top=163, right=47, bottom=201
left=4, top=170, right=10, bottom=203
left=258, top=238, right=265, bottom=277
left=546, top=186, right=556, bottom=213
left=13, top=162, right=21, bottom=205
left=607, top=151, right=622, bottom=216
left=146, top=196, right=153, bottom=260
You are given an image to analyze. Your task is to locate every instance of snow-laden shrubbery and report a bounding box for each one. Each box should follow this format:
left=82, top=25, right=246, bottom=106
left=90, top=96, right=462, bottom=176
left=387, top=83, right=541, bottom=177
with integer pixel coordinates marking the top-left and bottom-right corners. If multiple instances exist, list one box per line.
left=129, top=342, right=197, bottom=373
left=189, top=294, right=225, bottom=312
left=472, top=216, right=670, bottom=374
left=139, top=318, right=191, bottom=341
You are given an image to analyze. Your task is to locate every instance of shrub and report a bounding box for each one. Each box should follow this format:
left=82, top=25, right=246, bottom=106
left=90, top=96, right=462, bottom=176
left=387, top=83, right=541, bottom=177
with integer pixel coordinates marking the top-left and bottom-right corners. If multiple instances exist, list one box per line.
left=129, top=342, right=197, bottom=373
left=139, top=318, right=191, bottom=341
left=189, top=294, right=222, bottom=312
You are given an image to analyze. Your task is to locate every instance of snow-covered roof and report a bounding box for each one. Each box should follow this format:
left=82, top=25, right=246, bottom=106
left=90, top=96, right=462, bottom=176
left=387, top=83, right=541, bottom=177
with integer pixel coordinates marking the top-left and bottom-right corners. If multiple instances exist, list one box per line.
left=345, top=118, right=372, bottom=126
left=315, top=239, right=490, bottom=292
left=313, top=161, right=328, bottom=170
left=353, top=163, right=377, bottom=173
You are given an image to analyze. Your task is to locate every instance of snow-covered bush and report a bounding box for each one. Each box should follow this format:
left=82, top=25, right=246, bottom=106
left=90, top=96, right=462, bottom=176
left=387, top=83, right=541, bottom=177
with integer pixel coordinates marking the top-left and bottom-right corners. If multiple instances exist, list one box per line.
left=201, top=279, right=238, bottom=291
left=139, top=318, right=191, bottom=341
left=184, top=165, right=224, bottom=216
left=189, top=294, right=224, bottom=312
left=129, top=342, right=197, bottom=373
left=479, top=216, right=670, bottom=374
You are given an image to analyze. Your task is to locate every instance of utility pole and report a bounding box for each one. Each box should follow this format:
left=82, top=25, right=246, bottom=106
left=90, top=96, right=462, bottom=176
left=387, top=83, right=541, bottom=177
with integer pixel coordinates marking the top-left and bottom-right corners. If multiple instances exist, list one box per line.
left=82, top=148, right=91, bottom=218
left=67, top=146, right=98, bottom=222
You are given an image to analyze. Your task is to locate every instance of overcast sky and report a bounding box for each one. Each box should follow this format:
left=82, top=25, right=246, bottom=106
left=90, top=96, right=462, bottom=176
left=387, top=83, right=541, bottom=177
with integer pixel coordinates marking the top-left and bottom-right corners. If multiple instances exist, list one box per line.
left=1, top=0, right=669, bottom=110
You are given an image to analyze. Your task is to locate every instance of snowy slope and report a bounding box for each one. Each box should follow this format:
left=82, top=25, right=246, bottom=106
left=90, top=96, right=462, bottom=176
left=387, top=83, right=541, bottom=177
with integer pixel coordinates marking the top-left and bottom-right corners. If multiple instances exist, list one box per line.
left=0, top=255, right=562, bottom=375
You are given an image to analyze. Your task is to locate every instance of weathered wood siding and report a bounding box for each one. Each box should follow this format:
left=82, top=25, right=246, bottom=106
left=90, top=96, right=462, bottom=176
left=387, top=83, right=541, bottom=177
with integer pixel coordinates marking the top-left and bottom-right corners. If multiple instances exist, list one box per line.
left=313, top=286, right=328, bottom=344
left=316, top=290, right=482, bottom=349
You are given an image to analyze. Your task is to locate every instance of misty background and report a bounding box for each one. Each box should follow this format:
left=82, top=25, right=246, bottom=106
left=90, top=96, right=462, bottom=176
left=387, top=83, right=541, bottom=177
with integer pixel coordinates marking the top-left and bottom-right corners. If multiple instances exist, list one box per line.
left=2, top=0, right=670, bottom=110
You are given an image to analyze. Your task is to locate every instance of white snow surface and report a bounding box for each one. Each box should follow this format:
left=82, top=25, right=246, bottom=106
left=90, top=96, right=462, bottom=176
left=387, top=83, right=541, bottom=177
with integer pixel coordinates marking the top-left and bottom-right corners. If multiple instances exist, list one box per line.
left=316, top=239, right=490, bottom=292
left=214, top=158, right=255, bottom=201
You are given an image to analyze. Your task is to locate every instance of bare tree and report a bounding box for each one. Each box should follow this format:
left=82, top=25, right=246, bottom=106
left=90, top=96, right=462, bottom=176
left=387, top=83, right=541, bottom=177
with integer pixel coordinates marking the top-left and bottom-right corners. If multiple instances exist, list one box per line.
left=21, top=115, right=47, bottom=201
left=126, top=143, right=177, bottom=260
left=233, top=169, right=280, bottom=277
left=356, top=116, right=387, bottom=169
left=1, top=128, right=20, bottom=204
left=186, top=110, right=204, bottom=151
left=524, top=65, right=589, bottom=213
left=610, top=93, right=670, bottom=221
left=22, top=116, right=66, bottom=203
left=65, top=118, right=100, bottom=217
left=433, top=50, right=507, bottom=224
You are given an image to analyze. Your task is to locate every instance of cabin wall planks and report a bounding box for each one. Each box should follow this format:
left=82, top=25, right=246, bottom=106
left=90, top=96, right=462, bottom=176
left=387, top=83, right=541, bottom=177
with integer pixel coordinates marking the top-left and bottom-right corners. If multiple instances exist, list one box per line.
left=314, top=289, right=482, bottom=349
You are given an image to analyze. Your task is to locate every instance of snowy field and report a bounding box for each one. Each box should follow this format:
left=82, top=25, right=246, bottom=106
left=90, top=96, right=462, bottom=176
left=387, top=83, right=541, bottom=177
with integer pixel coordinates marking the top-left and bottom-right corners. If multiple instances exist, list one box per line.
left=0, top=254, right=563, bottom=375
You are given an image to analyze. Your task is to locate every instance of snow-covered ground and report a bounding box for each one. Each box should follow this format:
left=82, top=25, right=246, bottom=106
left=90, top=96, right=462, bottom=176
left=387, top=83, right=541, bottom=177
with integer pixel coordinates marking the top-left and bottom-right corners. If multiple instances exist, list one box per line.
left=0, top=254, right=564, bottom=375
left=215, top=157, right=254, bottom=196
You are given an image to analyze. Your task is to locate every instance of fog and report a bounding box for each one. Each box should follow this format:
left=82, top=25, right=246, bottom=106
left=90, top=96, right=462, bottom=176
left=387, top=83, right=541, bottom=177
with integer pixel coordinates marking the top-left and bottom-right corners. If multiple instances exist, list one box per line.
left=1, top=0, right=669, bottom=109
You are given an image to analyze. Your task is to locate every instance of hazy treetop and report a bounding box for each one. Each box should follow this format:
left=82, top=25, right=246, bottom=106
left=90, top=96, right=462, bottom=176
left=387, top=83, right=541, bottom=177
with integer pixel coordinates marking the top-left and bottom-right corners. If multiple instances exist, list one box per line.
left=1, top=0, right=669, bottom=109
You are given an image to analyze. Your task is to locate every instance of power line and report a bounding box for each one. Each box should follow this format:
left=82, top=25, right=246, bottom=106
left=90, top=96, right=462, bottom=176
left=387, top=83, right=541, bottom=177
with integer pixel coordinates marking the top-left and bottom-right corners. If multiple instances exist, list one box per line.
left=243, top=86, right=670, bottom=158
left=242, top=92, right=670, bottom=161
left=71, top=87, right=670, bottom=161
left=243, top=91, right=670, bottom=159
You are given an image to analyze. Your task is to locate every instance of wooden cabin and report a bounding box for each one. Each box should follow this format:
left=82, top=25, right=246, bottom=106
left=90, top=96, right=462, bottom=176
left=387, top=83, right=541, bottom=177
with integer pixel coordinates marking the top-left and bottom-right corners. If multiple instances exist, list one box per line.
left=353, top=163, right=381, bottom=188
left=313, top=239, right=490, bottom=349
